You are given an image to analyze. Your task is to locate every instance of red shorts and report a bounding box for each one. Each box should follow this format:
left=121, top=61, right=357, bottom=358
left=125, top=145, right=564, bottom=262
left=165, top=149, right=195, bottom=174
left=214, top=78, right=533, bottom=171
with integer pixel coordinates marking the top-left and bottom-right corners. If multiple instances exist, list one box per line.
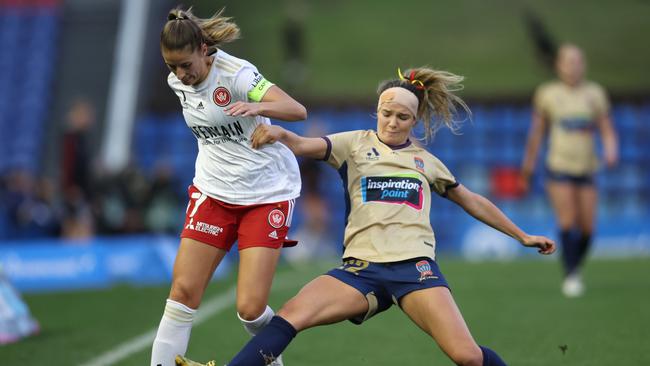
left=180, top=185, right=296, bottom=251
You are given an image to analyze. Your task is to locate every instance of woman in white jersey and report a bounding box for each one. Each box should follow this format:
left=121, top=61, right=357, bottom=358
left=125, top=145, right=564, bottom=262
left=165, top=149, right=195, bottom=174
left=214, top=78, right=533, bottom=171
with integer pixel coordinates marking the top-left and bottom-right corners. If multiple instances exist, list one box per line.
left=150, top=7, right=305, bottom=366
left=177, top=67, right=556, bottom=366
left=520, top=44, right=618, bottom=297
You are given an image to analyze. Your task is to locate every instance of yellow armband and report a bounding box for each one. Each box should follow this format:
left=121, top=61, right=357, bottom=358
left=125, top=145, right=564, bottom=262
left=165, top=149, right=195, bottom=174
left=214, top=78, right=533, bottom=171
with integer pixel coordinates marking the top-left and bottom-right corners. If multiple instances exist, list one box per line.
left=248, top=76, right=274, bottom=102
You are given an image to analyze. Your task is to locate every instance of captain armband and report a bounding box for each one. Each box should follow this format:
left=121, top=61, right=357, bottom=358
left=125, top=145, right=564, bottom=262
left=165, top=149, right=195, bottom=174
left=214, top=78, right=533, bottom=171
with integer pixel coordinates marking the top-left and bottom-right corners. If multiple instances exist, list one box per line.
left=247, top=77, right=274, bottom=102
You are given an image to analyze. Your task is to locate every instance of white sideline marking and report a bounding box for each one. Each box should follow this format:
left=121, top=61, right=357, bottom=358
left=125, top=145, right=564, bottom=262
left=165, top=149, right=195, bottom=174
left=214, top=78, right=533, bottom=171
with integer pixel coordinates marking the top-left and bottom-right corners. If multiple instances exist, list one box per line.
left=78, top=286, right=236, bottom=366
left=78, top=271, right=307, bottom=366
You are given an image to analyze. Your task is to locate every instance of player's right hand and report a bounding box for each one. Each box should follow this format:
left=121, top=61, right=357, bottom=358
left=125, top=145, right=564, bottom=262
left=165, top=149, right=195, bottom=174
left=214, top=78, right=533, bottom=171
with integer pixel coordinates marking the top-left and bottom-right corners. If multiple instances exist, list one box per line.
left=251, top=124, right=285, bottom=149
left=520, top=234, right=556, bottom=255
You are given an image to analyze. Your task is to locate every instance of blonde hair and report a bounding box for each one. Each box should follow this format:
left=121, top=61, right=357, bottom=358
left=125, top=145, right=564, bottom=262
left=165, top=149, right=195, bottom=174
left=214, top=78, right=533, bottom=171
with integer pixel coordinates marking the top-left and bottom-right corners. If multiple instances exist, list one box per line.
left=378, top=67, right=471, bottom=142
left=160, top=7, right=240, bottom=53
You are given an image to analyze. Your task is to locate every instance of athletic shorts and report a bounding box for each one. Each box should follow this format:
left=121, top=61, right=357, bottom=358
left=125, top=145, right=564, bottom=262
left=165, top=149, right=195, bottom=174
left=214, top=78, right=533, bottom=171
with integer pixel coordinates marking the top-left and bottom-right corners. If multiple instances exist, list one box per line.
left=180, top=185, right=295, bottom=251
left=326, top=257, right=449, bottom=324
left=545, top=167, right=594, bottom=186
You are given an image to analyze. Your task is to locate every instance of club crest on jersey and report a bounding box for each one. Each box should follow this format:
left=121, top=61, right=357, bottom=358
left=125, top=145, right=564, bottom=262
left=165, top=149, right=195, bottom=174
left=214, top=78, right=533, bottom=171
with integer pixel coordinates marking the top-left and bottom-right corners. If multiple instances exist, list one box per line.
left=415, top=260, right=437, bottom=282
left=268, top=209, right=286, bottom=228
left=414, top=156, right=425, bottom=172
left=213, top=86, right=231, bottom=107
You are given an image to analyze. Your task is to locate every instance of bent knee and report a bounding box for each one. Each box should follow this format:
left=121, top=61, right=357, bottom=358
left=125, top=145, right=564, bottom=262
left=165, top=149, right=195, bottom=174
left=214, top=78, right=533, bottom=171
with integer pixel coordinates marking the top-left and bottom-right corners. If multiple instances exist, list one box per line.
left=169, top=281, right=203, bottom=309
left=236, top=301, right=268, bottom=321
left=448, top=345, right=483, bottom=366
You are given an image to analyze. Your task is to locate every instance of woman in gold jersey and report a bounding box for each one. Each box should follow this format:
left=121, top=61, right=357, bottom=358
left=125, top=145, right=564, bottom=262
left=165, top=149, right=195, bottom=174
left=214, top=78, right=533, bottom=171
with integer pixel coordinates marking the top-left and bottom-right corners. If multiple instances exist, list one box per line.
left=177, top=67, right=555, bottom=366
left=520, top=44, right=618, bottom=297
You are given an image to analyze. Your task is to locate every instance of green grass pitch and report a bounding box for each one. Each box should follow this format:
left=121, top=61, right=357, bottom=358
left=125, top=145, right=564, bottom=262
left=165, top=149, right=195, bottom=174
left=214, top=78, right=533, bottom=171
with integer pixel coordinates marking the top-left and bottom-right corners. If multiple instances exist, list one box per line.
left=4, top=257, right=650, bottom=365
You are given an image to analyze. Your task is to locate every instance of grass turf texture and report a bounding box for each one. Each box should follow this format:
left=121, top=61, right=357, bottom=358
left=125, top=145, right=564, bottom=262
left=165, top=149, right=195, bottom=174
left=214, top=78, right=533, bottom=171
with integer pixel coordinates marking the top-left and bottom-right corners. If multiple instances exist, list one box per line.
left=4, top=257, right=650, bottom=365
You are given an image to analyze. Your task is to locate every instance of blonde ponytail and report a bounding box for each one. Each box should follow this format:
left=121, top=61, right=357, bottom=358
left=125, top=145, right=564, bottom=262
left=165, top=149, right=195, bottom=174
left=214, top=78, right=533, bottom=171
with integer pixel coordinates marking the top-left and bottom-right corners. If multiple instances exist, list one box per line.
left=378, top=67, right=471, bottom=142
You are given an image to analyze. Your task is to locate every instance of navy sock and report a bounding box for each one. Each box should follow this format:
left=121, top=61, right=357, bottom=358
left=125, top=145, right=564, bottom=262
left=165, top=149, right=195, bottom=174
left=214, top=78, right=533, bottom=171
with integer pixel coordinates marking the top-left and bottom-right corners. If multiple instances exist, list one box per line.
left=228, top=316, right=297, bottom=366
left=575, top=233, right=592, bottom=269
left=560, top=229, right=581, bottom=275
left=480, top=345, right=507, bottom=366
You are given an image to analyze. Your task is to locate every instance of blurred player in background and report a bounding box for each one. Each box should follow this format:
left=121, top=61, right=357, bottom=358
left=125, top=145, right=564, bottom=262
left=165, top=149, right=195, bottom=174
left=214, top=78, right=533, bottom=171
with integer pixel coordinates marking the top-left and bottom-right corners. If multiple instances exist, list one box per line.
left=520, top=44, right=618, bottom=297
left=150, top=7, right=307, bottom=366
left=177, top=67, right=556, bottom=366
left=0, top=264, right=39, bottom=345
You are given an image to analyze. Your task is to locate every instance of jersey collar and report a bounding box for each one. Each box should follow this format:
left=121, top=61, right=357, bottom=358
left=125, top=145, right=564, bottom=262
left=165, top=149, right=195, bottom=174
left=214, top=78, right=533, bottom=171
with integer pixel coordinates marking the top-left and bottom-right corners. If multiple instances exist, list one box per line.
left=374, top=132, right=412, bottom=150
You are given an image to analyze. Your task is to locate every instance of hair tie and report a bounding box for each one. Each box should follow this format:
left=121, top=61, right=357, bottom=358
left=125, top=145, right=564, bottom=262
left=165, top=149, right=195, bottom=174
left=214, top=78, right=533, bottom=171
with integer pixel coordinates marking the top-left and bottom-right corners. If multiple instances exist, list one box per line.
left=397, top=68, right=425, bottom=90
left=168, top=13, right=186, bottom=21
left=397, top=67, right=407, bottom=81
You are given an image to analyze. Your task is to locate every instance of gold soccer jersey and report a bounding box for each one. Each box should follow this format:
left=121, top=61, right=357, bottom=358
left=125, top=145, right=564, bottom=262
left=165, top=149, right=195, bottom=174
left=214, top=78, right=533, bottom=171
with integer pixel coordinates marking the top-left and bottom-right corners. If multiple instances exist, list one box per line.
left=323, top=130, right=457, bottom=262
left=534, top=80, right=610, bottom=175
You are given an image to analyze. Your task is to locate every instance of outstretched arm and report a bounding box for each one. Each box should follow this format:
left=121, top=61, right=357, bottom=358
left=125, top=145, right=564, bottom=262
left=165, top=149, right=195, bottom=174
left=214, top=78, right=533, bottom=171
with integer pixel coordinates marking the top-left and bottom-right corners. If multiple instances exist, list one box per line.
left=446, top=184, right=556, bottom=254
left=251, top=124, right=328, bottom=160
left=225, top=85, right=307, bottom=121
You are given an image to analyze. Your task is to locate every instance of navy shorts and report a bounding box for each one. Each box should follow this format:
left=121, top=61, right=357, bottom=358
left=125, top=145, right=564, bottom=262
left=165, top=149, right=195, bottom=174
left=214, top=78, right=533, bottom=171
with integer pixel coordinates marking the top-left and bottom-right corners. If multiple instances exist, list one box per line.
left=545, top=167, right=594, bottom=186
left=326, top=257, right=449, bottom=324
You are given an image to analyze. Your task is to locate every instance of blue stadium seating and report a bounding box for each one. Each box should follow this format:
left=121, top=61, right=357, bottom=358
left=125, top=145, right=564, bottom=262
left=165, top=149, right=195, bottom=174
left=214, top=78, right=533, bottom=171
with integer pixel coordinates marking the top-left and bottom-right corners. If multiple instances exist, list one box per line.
left=0, top=2, right=61, bottom=240
left=130, top=102, right=650, bottom=246
left=0, top=4, right=60, bottom=174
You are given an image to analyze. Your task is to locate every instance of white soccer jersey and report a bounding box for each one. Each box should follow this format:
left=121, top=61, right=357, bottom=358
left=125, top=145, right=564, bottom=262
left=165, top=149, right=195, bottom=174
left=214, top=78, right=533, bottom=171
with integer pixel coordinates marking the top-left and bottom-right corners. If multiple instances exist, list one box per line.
left=167, top=50, right=301, bottom=204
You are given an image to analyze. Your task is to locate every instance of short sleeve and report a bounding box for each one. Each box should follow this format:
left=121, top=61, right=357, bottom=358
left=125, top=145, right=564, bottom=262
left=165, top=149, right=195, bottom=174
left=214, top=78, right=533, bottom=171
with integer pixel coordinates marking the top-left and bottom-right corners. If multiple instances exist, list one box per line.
left=166, top=73, right=186, bottom=105
left=428, top=156, right=458, bottom=196
left=323, top=131, right=362, bottom=169
left=233, top=66, right=275, bottom=102
left=230, top=65, right=274, bottom=102
left=590, top=83, right=610, bottom=117
left=532, top=84, right=549, bottom=116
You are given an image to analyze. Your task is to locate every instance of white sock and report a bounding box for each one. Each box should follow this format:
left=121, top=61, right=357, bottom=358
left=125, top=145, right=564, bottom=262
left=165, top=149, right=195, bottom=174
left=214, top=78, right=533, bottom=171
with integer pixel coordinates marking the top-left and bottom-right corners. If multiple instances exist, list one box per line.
left=238, top=306, right=284, bottom=364
left=151, top=299, right=196, bottom=366
left=237, top=305, right=275, bottom=336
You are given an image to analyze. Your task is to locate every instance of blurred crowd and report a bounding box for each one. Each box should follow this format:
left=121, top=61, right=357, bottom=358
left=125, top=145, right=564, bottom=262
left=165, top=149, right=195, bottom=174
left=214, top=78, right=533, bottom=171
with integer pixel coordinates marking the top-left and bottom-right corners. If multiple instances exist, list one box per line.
left=0, top=97, right=341, bottom=270
left=0, top=99, right=186, bottom=241
left=0, top=163, right=186, bottom=241
left=0, top=99, right=340, bottom=266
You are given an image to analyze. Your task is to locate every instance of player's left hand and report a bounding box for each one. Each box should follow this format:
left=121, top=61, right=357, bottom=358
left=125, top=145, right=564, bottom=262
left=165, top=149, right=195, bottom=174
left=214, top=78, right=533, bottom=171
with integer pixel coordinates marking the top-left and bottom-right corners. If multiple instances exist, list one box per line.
left=224, top=101, right=262, bottom=117
left=520, top=235, right=556, bottom=255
